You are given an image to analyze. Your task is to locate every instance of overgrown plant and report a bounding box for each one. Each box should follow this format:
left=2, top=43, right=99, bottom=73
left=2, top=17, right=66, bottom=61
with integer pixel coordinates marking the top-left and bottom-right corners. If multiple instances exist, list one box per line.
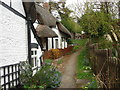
left=51, top=49, right=61, bottom=59
left=19, top=61, right=33, bottom=86
left=33, top=61, right=61, bottom=88
left=57, top=59, right=63, bottom=65
left=19, top=60, right=61, bottom=89
left=77, top=47, right=99, bottom=88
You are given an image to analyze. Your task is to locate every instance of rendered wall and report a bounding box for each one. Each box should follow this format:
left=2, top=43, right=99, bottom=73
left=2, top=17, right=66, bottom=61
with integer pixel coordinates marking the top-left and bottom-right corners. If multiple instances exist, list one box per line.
left=0, top=1, right=28, bottom=66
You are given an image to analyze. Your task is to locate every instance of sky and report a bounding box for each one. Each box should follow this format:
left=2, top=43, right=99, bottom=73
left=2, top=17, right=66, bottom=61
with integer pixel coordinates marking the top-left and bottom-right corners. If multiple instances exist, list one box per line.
left=66, top=0, right=85, bottom=6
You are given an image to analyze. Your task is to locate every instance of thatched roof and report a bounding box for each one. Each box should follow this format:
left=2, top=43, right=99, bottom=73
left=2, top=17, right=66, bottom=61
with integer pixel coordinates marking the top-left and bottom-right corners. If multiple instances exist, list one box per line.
left=57, top=22, right=72, bottom=38
left=22, top=1, right=37, bottom=23
left=35, top=4, right=57, bottom=27
left=36, top=25, right=58, bottom=37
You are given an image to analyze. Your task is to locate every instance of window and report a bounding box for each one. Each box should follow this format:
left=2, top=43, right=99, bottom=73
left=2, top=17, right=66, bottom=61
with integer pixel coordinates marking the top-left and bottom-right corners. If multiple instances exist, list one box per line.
left=31, top=48, right=38, bottom=67
left=55, top=39, right=58, bottom=49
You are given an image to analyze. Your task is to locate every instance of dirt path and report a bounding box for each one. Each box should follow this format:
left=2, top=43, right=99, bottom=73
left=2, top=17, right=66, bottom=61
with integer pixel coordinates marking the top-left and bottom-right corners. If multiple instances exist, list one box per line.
left=59, top=50, right=81, bottom=88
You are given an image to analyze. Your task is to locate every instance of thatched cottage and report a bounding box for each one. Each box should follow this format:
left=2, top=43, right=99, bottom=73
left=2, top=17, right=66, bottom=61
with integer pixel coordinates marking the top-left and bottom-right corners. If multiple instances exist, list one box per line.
left=35, top=3, right=72, bottom=50
left=0, top=0, right=71, bottom=89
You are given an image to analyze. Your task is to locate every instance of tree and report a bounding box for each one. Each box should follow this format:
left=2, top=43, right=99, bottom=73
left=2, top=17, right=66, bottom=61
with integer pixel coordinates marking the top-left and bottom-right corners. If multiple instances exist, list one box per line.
left=49, top=1, right=82, bottom=38
left=61, top=18, right=82, bottom=33
left=79, top=10, right=111, bottom=39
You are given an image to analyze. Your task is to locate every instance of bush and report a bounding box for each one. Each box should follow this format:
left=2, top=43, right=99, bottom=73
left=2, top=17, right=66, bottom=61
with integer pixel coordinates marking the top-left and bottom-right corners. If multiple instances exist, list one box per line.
left=33, top=61, right=61, bottom=88
left=97, top=37, right=113, bottom=49
left=19, top=61, right=33, bottom=86
left=50, top=49, right=61, bottom=59
left=67, top=39, right=73, bottom=44
left=57, top=59, right=63, bottom=65
left=20, top=60, right=61, bottom=89
left=72, top=45, right=80, bottom=52
left=44, top=59, right=53, bottom=65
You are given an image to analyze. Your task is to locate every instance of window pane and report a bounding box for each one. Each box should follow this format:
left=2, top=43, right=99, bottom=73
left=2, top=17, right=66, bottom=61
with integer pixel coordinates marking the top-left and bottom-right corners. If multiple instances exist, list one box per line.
left=31, top=51, right=33, bottom=55
left=35, top=57, right=37, bottom=66
left=35, top=51, right=37, bottom=55
left=31, top=58, right=34, bottom=67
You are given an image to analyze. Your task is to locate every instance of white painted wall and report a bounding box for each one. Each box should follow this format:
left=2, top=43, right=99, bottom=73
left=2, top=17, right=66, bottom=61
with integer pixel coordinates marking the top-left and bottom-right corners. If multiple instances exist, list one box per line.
left=31, top=30, right=43, bottom=67
left=52, top=27, right=62, bottom=49
left=48, top=38, right=52, bottom=50
left=0, top=1, right=28, bottom=66
left=48, top=26, right=68, bottom=50
left=32, top=22, right=43, bottom=72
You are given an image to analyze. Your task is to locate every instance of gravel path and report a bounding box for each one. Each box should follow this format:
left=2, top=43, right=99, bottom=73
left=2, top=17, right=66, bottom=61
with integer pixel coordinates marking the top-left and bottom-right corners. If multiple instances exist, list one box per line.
left=59, top=50, right=81, bottom=88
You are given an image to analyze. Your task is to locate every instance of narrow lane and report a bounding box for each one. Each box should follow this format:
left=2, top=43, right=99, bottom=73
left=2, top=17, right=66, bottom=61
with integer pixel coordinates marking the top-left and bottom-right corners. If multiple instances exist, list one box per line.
left=59, top=50, right=81, bottom=88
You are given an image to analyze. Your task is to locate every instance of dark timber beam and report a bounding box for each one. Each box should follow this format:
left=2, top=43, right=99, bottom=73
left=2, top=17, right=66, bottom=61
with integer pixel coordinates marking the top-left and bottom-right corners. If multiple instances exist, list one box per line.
left=27, top=16, right=32, bottom=65
left=0, top=1, right=26, bottom=20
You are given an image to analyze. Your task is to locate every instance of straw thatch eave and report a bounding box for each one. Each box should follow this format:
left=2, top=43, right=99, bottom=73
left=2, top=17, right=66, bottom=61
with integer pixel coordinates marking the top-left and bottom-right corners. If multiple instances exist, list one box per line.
left=35, top=4, right=56, bottom=27
left=36, top=25, right=58, bottom=37
left=57, top=22, right=72, bottom=38
left=22, top=1, right=37, bottom=23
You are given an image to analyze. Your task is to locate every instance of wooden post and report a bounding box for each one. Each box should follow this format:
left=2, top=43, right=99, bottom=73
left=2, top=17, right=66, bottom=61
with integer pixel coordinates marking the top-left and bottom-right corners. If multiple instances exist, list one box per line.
left=27, top=18, right=32, bottom=65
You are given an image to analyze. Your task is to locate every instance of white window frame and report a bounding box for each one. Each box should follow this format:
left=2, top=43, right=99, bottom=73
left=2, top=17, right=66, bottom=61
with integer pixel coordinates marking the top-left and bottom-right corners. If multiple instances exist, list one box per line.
left=31, top=48, right=38, bottom=68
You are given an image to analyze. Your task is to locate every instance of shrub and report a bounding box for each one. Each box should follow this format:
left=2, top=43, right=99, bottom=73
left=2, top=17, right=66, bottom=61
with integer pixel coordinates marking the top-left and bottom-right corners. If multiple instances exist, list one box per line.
left=33, top=61, right=61, bottom=88
left=20, top=60, right=61, bottom=89
left=19, top=61, right=33, bottom=86
left=72, top=45, right=80, bottom=52
left=44, top=59, right=53, bottom=65
left=67, top=39, right=73, bottom=44
left=98, top=38, right=113, bottom=49
left=50, top=49, right=61, bottom=59
left=57, top=59, right=63, bottom=65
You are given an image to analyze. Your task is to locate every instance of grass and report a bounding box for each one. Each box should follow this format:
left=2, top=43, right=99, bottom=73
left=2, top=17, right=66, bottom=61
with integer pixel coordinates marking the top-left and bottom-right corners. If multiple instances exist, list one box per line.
left=57, top=59, right=63, bottom=65
left=71, top=39, right=88, bottom=52
left=76, top=43, right=98, bottom=88
left=71, top=39, right=88, bottom=46
left=77, top=48, right=93, bottom=79
left=44, top=59, right=53, bottom=64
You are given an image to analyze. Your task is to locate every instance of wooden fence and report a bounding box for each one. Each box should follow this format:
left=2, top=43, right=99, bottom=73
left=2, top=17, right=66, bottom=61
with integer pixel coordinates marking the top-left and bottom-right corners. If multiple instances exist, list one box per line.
left=88, top=44, right=120, bottom=88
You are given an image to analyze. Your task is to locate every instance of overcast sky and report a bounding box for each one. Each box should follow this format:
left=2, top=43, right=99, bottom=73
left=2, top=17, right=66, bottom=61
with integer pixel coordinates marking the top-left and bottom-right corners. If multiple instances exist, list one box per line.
left=66, top=0, right=85, bottom=6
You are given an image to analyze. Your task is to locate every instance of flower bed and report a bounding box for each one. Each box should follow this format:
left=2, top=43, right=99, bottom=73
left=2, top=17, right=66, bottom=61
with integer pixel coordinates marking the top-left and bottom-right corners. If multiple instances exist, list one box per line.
left=43, top=46, right=74, bottom=60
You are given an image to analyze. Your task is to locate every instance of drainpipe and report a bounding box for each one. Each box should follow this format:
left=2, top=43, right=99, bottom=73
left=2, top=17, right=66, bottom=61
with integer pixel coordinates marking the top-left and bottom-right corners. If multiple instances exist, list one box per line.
left=27, top=16, right=32, bottom=65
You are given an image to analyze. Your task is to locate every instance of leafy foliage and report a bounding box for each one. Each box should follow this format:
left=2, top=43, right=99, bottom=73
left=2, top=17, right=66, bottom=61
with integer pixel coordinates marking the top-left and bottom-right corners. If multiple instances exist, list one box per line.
left=61, top=18, right=82, bottom=33
left=20, top=60, right=61, bottom=89
left=33, top=61, right=61, bottom=88
left=50, top=49, right=61, bottom=59
left=57, top=59, right=63, bottom=65
left=49, top=2, right=82, bottom=33
left=77, top=48, right=98, bottom=88
left=79, top=11, right=111, bottom=38
left=72, top=39, right=99, bottom=88
left=19, top=61, right=33, bottom=85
